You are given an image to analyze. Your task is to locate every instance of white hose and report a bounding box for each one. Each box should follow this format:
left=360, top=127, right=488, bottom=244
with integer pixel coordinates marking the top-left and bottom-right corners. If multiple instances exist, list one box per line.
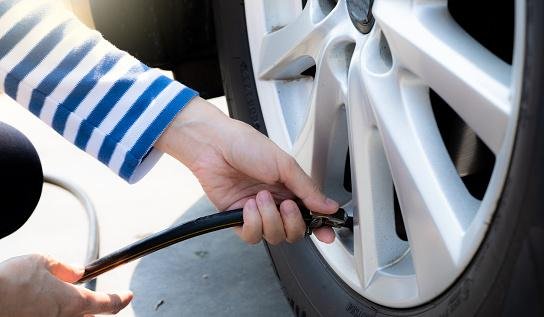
left=44, top=175, right=99, bottom=290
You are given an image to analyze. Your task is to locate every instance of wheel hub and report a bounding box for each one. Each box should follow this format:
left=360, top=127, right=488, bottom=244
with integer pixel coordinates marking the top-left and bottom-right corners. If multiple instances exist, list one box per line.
left=347, top=0, right=374, bottom=34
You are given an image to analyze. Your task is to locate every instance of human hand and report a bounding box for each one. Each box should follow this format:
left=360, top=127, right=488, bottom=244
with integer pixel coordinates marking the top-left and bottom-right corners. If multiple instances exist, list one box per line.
left=156, top=97, right=339, bottom=244
left=0, top=255, right=132, bottom=317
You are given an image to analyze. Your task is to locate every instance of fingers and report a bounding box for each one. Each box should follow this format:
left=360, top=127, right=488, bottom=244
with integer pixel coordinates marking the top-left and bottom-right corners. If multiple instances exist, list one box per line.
left=78, top=288, right=133, bottom=315
left=256, top=191, right=286, bottom=245
left=237, top=195, right=307, bottom=245
left=279, top=200, right=306, bottom=243
left=278, top=155, right=339, bottom=214
left=42, top=255, right=83, bottom=283
left=236, top=191, right=334, bottom=245
left=236, top=199, right=262, bottom=244
left=43, top=255, right=132, bottom=315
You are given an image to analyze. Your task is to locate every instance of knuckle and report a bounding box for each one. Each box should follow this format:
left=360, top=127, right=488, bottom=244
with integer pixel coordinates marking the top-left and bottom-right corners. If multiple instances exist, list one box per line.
left=68, top=295, right=89, bottom=315
left=286, top=231, right=304, bottom=244
left=80, top=293, right=93, bottom=309
left=245, top=238, right=258, bottom=245
left=240, top=234, right=252, bottom=244
left=286, top=238, right=299, bottom=244
left=290, top=233, right=304, bottom=244
left=242, top=231, right=259, bottom=244
left=277, top=155, right=296, bottom=180
left=248, top=235, right=262, bottom=245
left=266, top=235, right=284, bottom=245
left=285, top=157, right=297, bottom=172
left=310, top=182, right=321, bottom=195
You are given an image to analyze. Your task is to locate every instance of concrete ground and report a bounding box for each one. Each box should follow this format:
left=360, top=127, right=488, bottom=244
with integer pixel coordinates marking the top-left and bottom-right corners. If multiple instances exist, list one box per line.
left=0, top=94, right=293, bottom=317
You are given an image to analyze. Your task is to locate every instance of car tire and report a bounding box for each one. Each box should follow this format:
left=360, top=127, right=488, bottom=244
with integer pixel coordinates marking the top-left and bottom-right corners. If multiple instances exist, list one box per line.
left=213, top=0, right=544, bottom=316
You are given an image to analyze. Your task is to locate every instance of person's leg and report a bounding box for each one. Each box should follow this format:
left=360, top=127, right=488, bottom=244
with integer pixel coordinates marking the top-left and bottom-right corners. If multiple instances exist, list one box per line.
left=0, top=122, right=43, bottom=239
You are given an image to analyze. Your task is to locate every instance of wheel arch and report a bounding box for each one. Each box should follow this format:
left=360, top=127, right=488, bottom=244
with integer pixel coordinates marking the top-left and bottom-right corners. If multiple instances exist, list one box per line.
left=85, top=0, right=223, bottom=98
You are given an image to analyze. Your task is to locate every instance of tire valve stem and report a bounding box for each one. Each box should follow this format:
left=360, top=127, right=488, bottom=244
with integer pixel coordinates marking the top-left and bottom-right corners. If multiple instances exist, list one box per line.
left=301, top=206, right=353, bottom=236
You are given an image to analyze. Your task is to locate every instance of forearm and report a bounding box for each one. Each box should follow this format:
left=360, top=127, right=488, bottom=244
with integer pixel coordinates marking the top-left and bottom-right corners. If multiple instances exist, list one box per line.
left=0, top=0, right=198, bottom=183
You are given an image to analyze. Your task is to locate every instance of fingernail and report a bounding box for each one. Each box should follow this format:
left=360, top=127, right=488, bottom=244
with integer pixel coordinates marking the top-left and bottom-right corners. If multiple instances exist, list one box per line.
left=326, top=198, right=339, bottom=209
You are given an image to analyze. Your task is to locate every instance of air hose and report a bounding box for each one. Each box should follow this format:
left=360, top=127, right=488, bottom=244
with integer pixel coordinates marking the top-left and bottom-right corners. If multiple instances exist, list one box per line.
left=44, top=175, right=100, bottom=290
left=76, top=205, right=352, bottom=284
left=44, top=174, right=353, bottom=286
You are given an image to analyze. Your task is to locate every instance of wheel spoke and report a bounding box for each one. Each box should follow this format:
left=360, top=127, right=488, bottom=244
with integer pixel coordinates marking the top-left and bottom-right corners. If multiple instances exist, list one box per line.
left=374, top=1, right=512, bottom=153
left=292, top=42, right=346, bottom=187
left=258, top=0, right=352, bottom=80
left=347, top=46, right=409, bottom=287
left=359, top=54, right=480, bottom=296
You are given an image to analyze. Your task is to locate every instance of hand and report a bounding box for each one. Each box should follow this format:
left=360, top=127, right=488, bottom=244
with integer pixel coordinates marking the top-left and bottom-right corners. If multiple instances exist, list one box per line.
left=0, top=255, right=132, bottom=317
left=156, top=97, right=339, bottom=244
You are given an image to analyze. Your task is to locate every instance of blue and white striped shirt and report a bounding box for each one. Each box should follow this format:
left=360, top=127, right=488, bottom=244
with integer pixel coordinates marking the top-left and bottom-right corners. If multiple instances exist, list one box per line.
left=0, top=0, right=198, bottom=183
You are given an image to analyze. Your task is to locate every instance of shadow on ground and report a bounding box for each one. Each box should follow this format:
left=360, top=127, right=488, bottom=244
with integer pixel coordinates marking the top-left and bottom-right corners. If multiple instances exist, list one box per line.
left=129, top=197, right=293, bottom=317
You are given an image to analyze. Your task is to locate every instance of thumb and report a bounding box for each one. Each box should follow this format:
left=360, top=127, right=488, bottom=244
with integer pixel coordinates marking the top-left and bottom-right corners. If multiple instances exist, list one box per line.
left=278, top=155, right=339, bottom=214
left=78, top=287, right=133, bottom=315
left=43, top=255, right=84, bottom=283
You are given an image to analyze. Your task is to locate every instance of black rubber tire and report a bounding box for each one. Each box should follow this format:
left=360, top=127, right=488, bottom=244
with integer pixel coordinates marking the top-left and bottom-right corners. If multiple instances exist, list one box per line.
left=213, top=1, right=544, bottom=316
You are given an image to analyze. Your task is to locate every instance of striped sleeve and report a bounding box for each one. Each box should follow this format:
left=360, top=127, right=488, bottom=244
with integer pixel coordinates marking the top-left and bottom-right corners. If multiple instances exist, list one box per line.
left=0, top=0, right=198, bottom=183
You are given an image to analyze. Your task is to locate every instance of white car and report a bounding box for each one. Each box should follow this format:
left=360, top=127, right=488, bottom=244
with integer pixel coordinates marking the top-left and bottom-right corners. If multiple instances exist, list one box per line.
left=84, top=0, right=543, bottom=315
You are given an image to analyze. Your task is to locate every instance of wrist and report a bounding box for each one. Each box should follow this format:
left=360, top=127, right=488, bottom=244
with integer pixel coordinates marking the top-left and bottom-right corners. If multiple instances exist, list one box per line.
left=155, top=97, right=233, bottom=168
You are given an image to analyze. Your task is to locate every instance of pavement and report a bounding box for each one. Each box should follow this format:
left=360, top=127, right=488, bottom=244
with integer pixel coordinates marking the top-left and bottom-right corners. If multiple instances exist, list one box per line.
left=0, top=94, right=293, bottom=317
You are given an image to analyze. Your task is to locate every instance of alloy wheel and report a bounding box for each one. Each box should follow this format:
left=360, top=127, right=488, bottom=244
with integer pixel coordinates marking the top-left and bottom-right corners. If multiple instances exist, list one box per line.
left=245, top=0, right=525, bottom=307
